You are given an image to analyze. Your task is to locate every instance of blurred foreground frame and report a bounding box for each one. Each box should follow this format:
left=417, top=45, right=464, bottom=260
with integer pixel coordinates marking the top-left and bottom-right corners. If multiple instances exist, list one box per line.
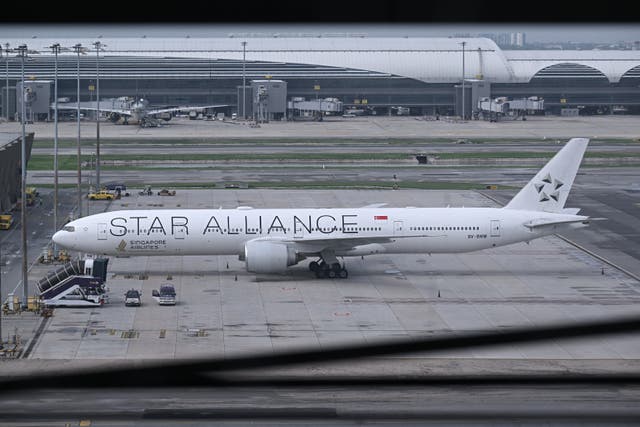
left=1, top=315, right=640, bottom=391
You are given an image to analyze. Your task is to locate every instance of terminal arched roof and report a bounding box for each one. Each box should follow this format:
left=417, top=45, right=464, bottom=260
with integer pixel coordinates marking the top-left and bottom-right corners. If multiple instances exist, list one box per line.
left=503, top=50, right=640, bottom=83
left=6, top=37, right=640, bottom=84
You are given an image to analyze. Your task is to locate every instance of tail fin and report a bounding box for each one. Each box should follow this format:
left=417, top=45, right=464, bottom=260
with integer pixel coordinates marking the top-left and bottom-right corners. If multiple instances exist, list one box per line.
left=504, top=138, right=589, bottom=212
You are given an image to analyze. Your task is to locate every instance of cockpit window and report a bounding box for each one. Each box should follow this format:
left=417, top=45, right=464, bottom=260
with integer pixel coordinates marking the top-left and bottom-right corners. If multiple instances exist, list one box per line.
left=63, top=226, right=75, bottom=232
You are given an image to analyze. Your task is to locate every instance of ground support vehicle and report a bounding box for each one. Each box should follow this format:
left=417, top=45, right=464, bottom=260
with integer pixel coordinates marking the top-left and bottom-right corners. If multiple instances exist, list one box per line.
left=88, top=190, right=115, bottom=200
left=139, top=186, right=153, bottom=196
left=152, top=284, right=176, bottom=305
left=0, top=214, right=12, bottom=230
left=125, top=289, right=142, bottom=307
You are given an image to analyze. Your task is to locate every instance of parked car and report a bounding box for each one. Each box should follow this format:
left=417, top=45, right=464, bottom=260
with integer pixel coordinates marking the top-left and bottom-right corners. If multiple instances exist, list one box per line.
left=104, top=183, right=127, bottom=191
left=124, top=289, right=142, bottom=307
left=88, top=190, right=115, bottom=200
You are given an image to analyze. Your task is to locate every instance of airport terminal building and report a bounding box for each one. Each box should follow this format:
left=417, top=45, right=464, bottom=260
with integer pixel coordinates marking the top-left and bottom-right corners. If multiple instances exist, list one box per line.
left=2, top=36, right=640, bottom=118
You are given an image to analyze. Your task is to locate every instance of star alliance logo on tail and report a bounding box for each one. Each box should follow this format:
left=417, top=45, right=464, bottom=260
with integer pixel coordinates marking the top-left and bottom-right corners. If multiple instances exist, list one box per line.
left=535, top=173, right=564, bottom=203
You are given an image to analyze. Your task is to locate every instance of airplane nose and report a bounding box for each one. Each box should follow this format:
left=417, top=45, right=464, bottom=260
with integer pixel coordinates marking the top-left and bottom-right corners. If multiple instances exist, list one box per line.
left=53, top=229, right=76, bottom=249
left=52, top=230, right=63, bottom=244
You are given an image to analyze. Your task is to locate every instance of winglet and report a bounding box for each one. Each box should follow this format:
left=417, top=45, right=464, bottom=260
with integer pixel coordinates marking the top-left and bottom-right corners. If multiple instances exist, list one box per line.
left=504, top=138, right=589, bottom=212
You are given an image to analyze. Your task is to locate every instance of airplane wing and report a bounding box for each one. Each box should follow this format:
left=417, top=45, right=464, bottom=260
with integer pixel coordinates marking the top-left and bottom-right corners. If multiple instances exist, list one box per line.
left=147, top=105, right=228, bottom=115
left=281, top=232, right=436, bottom=254
left=54, top=104, right=132, bottom=116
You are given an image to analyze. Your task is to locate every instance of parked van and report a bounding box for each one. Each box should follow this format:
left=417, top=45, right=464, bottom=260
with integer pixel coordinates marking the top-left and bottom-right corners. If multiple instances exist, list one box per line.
left=152, top=284, right=176, bottom=305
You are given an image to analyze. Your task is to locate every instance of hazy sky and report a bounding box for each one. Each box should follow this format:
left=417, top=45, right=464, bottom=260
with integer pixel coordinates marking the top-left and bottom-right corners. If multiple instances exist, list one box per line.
left=1, top=23, right=638, bottom=44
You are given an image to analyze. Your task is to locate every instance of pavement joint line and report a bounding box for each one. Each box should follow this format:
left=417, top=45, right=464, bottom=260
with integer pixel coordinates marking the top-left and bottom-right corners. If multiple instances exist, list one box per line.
left=477, top=190, right=640, bottom=283
left=21, top=315, right=51, bottom=359
left=553, top=234, right=640, bottom=283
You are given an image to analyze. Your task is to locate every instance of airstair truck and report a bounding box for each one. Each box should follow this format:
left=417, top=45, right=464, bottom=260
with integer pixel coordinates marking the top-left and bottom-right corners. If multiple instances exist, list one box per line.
left=37, top=258, right=110, bottom=307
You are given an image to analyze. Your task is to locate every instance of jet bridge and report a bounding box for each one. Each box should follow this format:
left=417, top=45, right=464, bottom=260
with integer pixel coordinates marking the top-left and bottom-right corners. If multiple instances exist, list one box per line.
left=288, top=97, right=343, bottom=120
left=476, top=96, right=545, bottom=122
left=37, top=258, right=109, bottom=307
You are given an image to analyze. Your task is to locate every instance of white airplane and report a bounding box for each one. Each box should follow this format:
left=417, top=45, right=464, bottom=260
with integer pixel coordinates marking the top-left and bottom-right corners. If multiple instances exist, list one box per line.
left=55, top=97, right=227, bottom=127
left=53, top=138, right=593, bottom=279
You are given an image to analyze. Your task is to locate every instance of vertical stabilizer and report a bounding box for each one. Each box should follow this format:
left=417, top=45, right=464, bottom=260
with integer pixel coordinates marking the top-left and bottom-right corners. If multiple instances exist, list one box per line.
left=504, top=138, right=589, bottom=212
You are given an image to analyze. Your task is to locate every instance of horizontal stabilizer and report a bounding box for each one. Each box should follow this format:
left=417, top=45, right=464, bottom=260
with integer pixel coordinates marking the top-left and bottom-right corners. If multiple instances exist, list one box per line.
left=523, top=217, right=589, bottom=229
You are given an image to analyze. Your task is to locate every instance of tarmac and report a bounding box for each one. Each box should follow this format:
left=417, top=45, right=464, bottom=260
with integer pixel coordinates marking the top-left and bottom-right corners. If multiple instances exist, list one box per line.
left=2, top=114, right=640, bottom=140
left=4, top=188, right=637, bottom=373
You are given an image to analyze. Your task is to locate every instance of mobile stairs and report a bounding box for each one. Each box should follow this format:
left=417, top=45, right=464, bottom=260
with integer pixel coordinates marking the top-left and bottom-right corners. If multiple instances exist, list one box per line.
left=37, top=258, right=110, bottom=307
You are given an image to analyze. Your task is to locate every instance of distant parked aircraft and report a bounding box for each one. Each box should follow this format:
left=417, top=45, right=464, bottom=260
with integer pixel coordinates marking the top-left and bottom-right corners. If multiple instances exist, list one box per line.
left=55, top=96, right=227, bottom=127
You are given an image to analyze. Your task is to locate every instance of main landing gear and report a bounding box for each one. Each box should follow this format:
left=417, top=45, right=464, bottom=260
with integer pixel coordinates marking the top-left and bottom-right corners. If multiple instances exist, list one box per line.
left=309, top=260, right=348, bottom=279
left=309, top=250, right=348, bottom=279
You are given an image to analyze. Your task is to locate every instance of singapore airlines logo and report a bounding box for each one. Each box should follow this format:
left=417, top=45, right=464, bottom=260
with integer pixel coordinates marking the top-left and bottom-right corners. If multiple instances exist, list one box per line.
left=534, top=173, right=564, bottom=203
left=117, top=240, right=127, bottom=252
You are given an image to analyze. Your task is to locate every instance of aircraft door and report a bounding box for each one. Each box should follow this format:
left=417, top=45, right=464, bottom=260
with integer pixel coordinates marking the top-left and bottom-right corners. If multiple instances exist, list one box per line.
left=174, top=228, right=185, bottom=240
left=490, top=220, right=501, bottom=237
left=393, top=220, right=404, bottom=236
left=97, top=223, right=107, bottom=240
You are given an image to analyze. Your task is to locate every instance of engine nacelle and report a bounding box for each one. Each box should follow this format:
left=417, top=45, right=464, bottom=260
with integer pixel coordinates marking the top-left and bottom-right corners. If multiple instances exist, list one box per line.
left=245, top=240, right=299, bottom=273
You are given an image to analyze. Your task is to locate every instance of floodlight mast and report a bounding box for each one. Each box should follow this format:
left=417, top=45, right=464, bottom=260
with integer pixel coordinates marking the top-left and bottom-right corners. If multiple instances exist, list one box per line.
left=2, top=43, right=9, bottom=122
left=242, top=41, right=247, bottom=120
left=461, top=41, right=466, bottom=121
left=93, top=41, right=105, bottom=190
left=49, top=43, right=62, bottom=253
left=16, top=44, right=28, bottom=308
left=73, top=44, right=83, bottom=218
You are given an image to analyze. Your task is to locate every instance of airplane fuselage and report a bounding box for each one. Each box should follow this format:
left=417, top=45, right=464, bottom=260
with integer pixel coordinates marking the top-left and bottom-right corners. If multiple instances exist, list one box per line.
left=54, top=207, right=586, bottom=258
left=51, top=138, right=593, bottom=277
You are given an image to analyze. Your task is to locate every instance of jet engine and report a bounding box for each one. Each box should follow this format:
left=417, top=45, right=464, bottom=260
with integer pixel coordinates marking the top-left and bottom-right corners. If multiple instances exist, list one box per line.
left=108, top=112, right=121, bottom=123
left=244, top=240, right=300, bottom=273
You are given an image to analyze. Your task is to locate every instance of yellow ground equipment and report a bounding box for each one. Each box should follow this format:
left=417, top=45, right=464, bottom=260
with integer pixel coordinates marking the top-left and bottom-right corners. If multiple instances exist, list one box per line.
left=0, top=214, right=12, bottom=230
left=25, top=187, right=38, bottom=206
left=88, top=190, right=115, bottom=200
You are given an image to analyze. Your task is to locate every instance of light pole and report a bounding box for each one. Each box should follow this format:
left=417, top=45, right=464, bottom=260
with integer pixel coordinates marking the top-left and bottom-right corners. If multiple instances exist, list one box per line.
left=0, top=236, right=3, bottom=348
left=0, top=44, right=5, bottom=121
left=93, top=41, right=105, bottom=190
left=73, top=44, right=84, bottom=218
left=461, top=41, right=466, bottom=121
left=16, top=44, right=29, bottom=308
left=242, top=41, right=247, bottom=120
left=3, top=43, right=8, bottom=122
left=49, top=43, right=62, bottom=252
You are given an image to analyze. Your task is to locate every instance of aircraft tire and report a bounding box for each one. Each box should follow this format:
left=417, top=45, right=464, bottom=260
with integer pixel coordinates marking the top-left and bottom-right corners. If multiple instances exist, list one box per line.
left=328, top=269, right=337, bottom=279
left=309, top=261, right=319, bottom=272
left=315, top=269, right=326, bottom=279
left=339, top=269, right=348, bottom=279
